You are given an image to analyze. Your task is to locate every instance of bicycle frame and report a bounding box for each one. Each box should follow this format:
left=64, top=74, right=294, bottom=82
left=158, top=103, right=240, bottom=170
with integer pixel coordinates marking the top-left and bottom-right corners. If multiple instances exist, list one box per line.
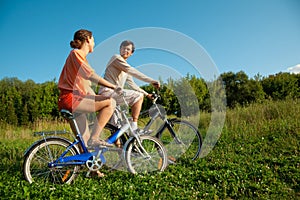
left=112, top=96, right=153, bottom=159
left=47, top=129, right=132, bottom=169
left=24, top=133, right=106, bottom=168
left=140, top=93, right=183, bottom=144
left=48, top=141, right=104, bottom=167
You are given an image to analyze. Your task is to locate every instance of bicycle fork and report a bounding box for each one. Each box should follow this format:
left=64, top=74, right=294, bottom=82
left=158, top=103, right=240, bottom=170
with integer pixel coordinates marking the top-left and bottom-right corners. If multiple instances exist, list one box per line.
left=132, top=136, right=152, bottom=160
left=160, top=120, right=183, bottom=144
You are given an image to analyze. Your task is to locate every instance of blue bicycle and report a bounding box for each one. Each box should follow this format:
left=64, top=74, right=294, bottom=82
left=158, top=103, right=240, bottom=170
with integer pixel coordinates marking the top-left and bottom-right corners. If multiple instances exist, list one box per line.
left=23, top=96, right=168, bottom=184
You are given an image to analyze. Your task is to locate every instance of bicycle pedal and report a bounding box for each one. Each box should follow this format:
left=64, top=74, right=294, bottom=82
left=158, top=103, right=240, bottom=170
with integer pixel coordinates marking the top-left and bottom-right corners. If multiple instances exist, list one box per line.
left=167, top=156, right=176, bottom=165
left=168, top=159, right=176, bottom=165
left=87, top=145, right=109, bottom=150
left=88, top=170, right=105, bottom=178
left=168, top=156, right=176, bottom=162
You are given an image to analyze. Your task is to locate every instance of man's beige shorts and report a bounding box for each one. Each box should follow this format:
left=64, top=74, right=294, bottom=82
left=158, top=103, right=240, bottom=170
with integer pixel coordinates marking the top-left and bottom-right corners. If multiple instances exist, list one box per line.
left=98, top=87, right=143, bottom=126
left=98, top=87, right=143, bottom=106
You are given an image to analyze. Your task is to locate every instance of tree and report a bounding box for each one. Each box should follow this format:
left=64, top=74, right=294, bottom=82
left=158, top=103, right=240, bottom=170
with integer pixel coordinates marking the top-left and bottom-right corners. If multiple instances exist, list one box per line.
left=187, top=74, right=210, bottom=111
left=262, top=72, right=300, bottom=100
left=40, top=80, right=60, bottom=118
left=221, top=71, right=265, bottom=108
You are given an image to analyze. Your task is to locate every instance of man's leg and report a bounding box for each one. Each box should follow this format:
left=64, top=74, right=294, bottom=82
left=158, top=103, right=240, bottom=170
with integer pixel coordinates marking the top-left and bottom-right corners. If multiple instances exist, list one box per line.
left=130, top=96, right=143, bottom=129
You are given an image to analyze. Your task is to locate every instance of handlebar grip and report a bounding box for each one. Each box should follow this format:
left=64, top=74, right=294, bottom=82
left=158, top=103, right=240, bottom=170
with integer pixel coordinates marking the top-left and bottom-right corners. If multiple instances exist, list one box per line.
left=151, top=92, right=158, bottom=99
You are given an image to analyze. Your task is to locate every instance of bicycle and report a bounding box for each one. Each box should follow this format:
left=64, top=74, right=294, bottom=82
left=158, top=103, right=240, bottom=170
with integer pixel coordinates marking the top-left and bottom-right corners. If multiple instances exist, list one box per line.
left=23, top=93, right=168, bottom=184
left=102, top=91, right=203, bottom=162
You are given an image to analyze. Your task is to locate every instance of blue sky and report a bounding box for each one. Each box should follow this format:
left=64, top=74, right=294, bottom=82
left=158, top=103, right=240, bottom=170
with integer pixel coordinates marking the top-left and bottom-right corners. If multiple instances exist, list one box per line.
left=1, top=0, right=300, bottom=83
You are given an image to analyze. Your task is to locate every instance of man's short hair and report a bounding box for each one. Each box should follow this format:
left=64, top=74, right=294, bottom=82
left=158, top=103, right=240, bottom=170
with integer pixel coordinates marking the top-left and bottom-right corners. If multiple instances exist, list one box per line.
left=120, top=40, right=135, bottom=53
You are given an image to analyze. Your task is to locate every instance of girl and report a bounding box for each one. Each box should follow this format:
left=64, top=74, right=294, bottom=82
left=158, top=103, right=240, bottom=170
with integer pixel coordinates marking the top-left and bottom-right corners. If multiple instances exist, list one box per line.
left=58, top=29, right=119, bottom=147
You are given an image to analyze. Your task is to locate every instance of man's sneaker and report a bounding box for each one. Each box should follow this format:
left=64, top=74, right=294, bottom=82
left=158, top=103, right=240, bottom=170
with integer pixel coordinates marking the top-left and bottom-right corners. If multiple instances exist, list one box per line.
left=87, top=139, right=114, bottom=147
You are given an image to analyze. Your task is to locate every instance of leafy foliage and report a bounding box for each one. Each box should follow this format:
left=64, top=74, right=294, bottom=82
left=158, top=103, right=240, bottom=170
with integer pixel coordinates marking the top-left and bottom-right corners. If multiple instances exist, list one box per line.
left=0, top=99, right=299, bottom=199
left=1, top=71, right=300, bottom=125
left=0, top=78, right=59, bottom=126
left=221, top=71, right=265, bottom=108
left=261, top=72, right=300, bottom=100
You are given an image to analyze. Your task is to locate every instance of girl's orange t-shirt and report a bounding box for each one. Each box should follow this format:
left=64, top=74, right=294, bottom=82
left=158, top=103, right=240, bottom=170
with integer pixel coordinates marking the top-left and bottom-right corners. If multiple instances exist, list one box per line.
left=57, top=49, right=94, bottom=111
left=58, top=49, right=94, bottom=95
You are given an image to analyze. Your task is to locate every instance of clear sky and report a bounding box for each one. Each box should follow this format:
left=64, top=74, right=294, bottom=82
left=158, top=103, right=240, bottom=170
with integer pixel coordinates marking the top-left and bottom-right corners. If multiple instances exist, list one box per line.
left=1, top=0, right=300, bottom=83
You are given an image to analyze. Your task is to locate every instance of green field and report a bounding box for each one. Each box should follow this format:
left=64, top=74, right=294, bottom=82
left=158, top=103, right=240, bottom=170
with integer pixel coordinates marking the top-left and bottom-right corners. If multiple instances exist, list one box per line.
left=0, top=99, right=299, bottom=199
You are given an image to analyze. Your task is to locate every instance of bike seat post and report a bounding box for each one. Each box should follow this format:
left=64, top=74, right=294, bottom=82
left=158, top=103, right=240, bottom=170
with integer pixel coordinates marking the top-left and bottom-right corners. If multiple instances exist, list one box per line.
left=60, top=110, right=79, bottom=135
left=60, top=109, right=87, bottom=152
left=69, top=118, right=81, bottom=138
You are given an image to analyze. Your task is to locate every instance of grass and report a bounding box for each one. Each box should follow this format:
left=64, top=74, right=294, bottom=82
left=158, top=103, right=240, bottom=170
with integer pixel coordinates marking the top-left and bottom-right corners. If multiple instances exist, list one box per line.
left=0, top=99, right=299, bottom=199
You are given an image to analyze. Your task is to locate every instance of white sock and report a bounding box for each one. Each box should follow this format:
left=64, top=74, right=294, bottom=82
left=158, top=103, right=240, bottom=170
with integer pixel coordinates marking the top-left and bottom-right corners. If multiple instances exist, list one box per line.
left=131, top=121, right=138, bottom=130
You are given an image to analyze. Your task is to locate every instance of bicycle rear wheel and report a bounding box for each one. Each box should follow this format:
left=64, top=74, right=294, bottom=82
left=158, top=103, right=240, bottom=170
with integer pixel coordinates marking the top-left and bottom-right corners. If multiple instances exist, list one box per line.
left=157, top=119, right=202, bottom=161
left=125, top=135, right=168, bottom=174
left=23, top=137, right=80, bottom=184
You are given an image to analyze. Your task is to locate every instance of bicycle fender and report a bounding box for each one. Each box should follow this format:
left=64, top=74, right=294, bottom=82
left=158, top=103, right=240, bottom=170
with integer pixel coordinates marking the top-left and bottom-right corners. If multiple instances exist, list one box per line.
left=168, top=118, right=179, bottom=124
left=23, top=136, right=74, bottom=156
left=122, top=136, right=135, bottom=157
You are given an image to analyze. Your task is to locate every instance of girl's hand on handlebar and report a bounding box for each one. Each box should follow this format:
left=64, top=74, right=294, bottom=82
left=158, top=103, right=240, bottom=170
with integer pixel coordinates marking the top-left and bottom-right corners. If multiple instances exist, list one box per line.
left=146, top=93, right=158, bottom=100
left=146, top=93, right=155, bottom=100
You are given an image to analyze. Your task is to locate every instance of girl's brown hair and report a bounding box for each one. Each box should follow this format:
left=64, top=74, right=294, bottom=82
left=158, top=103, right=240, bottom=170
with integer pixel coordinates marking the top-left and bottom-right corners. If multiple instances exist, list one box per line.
left=70, top=29, right=92, bottom=49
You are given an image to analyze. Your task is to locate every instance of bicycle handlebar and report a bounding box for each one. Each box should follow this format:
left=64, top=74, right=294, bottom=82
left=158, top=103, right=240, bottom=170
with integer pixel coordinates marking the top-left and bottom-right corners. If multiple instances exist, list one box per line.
left=150, top=91, right=160, bottom=104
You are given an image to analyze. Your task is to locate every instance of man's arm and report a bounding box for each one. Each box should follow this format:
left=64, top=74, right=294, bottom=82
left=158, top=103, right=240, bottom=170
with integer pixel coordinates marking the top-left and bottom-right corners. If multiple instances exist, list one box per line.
left=114, top=55, right=157, bottom=84
left=126, top=75, right=149, bottom=96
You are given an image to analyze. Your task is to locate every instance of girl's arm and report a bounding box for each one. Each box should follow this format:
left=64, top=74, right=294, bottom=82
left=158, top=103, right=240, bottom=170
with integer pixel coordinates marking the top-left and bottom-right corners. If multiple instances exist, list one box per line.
left=89, top=73, right=116, bottom=89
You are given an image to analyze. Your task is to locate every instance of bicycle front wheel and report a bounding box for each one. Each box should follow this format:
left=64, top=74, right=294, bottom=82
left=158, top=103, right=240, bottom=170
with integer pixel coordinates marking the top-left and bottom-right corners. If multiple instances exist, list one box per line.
left=125, top=135, right=168, bottom=174
left=23, top=137, right=80, bottom=184
left=157, top=119, right=202, bottom=161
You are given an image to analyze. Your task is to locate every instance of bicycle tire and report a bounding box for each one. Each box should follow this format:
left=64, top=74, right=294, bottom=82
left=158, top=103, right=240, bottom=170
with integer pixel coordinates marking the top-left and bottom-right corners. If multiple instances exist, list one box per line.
left=156, top=119, right=202, bottom=161
left=23, top=137, right=80, bottom=184
left=125, top=135, right=168, bottom=174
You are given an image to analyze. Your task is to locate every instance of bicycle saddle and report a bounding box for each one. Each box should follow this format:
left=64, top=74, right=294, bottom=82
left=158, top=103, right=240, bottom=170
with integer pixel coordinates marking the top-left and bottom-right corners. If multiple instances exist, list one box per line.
left=60, top=109, right=74, bottom=119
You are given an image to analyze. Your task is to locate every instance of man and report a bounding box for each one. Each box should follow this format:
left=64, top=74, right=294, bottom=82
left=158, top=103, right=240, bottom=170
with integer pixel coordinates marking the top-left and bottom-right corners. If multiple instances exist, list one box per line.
left=99, top=40, right=160, bottom=131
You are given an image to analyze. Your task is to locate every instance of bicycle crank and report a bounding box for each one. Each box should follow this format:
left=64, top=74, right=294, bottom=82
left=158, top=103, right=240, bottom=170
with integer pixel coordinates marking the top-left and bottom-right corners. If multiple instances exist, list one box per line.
left=86, top=156, right=103, bottom=171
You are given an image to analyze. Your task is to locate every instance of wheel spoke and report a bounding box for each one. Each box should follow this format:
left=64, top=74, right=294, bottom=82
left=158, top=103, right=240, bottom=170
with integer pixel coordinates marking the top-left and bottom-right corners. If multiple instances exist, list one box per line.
left=23, top=138, right=80, bottom=184
left=125, top=135, right=168, bottom=174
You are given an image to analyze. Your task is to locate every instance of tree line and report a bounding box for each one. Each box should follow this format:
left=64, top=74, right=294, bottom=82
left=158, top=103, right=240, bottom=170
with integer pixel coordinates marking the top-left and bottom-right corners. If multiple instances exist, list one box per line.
left=1, top=71, right=299, bottom=126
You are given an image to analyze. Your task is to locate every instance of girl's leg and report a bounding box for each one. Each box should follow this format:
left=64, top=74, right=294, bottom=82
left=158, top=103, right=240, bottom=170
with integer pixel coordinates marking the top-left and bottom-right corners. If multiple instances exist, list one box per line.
left=75, top=97, right=115, bottom=144
left=89, top=99, right=115, bottom=141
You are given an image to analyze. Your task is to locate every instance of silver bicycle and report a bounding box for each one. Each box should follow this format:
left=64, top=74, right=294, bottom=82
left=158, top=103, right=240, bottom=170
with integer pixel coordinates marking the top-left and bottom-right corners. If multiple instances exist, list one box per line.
left=101, top=91, right=203, bottom=163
